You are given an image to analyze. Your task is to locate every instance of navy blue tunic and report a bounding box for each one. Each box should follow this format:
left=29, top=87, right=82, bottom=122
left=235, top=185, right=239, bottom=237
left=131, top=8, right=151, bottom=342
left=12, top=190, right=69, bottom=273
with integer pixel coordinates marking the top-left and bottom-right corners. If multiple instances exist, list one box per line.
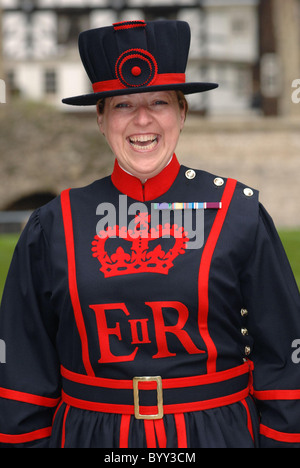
left=0, top=155, right=299, bottom=448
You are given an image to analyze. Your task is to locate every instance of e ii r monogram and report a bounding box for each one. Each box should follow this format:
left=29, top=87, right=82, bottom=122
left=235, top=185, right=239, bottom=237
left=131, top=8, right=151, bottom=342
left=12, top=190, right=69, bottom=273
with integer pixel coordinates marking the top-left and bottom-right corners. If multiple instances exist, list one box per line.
left=89, top=301, right=205, bottom=364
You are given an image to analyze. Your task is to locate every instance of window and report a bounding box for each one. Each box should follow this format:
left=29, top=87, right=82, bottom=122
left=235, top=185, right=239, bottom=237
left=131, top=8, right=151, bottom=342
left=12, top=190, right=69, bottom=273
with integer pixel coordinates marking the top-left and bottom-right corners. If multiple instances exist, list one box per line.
left=44, top=70, right=57, bottom=94
left=231, top=16, right=248, bottom=36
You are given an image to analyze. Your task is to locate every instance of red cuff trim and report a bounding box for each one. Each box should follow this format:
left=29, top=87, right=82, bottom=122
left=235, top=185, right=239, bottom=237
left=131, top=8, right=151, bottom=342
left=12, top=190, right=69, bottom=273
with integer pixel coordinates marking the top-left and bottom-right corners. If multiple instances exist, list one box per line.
left=260, top=424, right=300, bottom=443
left=254, top=389, right=300, bottom=400
left=0, top=426, right=52, bottom=444
left=0, top=386, right=60, bottom=408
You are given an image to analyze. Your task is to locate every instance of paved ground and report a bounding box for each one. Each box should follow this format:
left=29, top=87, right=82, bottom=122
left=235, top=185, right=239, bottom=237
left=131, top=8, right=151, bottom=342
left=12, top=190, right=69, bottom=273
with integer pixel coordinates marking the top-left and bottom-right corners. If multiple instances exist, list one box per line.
left=176, top=116, right=300, bottom=228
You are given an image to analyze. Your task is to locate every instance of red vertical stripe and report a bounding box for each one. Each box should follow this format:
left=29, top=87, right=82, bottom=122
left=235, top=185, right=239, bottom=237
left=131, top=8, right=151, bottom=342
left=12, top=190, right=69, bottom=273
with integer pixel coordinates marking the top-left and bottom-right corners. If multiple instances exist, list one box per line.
left=61, top=404, right=70, bottom=448
left=119, top=415, right=131, bottom=448
left=198, top=178, right=237, bottom=373
left=154, top=419, right=167, bottom=448
left=175, top=413, right=188, bottom=448
left=241, top=399, right=254, bottom=442
left=144, top=420, right=157, bottom=448
left=52, top=400, right=64, bottom=425
left=61, top=189, right=95, bottom=377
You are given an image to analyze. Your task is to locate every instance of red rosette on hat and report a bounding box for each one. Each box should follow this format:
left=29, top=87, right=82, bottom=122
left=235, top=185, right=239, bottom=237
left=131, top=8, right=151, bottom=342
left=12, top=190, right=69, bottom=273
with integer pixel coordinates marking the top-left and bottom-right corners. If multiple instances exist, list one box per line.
left=115, top=49, right=158, bottom=88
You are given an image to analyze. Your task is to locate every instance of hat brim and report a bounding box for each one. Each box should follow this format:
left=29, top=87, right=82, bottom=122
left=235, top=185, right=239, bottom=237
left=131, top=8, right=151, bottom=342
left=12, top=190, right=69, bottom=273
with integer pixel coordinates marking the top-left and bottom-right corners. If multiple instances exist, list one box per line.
left=62, top=82, right=218, bottom=106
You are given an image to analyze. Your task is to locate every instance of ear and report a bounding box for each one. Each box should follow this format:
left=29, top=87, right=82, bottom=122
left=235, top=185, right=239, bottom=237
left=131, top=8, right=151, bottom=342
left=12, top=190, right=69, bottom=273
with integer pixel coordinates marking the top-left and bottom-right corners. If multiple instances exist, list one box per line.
left=96, top=106, right=105, bottom=135
left=179, top=105, right=186, bottom=130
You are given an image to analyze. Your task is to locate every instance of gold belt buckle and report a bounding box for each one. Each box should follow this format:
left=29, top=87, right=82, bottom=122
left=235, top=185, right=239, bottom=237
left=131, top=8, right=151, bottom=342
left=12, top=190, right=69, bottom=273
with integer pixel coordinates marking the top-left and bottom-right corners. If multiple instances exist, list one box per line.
left=133, top=376, right=164, bottom=420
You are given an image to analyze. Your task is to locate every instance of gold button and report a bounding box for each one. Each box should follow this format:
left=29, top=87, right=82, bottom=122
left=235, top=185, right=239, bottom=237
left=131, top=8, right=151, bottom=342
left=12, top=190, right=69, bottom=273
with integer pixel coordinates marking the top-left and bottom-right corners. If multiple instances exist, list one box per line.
left=245, top=346, right=251, bottom=356
left=214, top=177, right=224, bottom=187
left=241, top=308, right=248, bottom=317
left=185, top=169, right=196, bottom=180
left=241, top=328, right=248, bottom=336
left=243, top=188, right=254, bottom=197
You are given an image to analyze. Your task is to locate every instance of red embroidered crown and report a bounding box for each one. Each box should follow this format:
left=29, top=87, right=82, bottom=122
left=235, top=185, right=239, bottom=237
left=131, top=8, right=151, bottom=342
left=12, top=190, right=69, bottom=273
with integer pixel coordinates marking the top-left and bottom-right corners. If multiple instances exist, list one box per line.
left=91, top=213, right=189, bottom=278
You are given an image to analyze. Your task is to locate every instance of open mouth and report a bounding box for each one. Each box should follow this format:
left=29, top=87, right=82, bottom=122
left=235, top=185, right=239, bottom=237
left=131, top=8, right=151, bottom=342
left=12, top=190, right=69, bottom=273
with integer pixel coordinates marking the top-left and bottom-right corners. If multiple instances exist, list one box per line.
left=128, top=134, right=159, bottom=151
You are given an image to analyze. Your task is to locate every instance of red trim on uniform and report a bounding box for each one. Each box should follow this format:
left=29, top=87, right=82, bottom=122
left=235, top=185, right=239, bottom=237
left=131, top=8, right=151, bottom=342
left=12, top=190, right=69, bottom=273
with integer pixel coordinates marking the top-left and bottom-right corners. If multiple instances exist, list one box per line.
left=260, top=424, right=300, bottom=443
left=61, top=387, right=250, bottom=415
left=52, top=400, right=64, bottom=424
left=0, top=426, right=52, bottom=444
left=61, top=361, right=250, bottom=390
left=155, top=419, right=167, bottom=448
left=61, top=189, right=95, bottom=377
left=111, top=154, right=180, bottom=202
left=254, top=389, right=300, bottom=400
left=113, top=20, right=146, bottom=31
left=92, top=73, right=186, bottom=93
left=61, top=404, right=70, bottom=448
left=175, top=414, right=188, bottom=448
left=145, top=420, right=156, bottom=448
left=241, top=399, right=254, bottom=442
left=0, top=386, right=60, bottom=408
left=119, top=415, right=131, bottom=448
left=144, top=420, right=166, bottom=448
left=198, top=178, right=237, bottom=374
left=61, top=362, right=250, bottom=447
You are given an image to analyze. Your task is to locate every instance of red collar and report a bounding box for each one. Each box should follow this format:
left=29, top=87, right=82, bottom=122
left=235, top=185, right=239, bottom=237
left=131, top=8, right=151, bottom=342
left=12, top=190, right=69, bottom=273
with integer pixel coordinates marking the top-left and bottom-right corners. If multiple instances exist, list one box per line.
left=111, top=154, right=180, bottom=201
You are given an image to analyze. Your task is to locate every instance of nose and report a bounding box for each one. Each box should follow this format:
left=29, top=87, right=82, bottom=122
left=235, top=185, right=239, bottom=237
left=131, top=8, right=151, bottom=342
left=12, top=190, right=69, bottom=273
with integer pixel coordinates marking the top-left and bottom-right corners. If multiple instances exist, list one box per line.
left=133, top=105, right=153, bottom=126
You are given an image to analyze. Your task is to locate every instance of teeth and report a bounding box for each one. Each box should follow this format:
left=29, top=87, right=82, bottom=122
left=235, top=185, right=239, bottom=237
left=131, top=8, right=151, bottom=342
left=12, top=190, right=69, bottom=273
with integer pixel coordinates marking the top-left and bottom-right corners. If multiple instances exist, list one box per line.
left=129, top=134, right=157, bottom=143
left=129, top=134, right=158, bottom=150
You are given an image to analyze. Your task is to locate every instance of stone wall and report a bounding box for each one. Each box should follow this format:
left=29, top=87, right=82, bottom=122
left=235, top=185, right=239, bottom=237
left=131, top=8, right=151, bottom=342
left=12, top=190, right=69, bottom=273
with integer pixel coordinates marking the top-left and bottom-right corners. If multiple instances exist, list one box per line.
left=177, top=116, right=300, bottom=228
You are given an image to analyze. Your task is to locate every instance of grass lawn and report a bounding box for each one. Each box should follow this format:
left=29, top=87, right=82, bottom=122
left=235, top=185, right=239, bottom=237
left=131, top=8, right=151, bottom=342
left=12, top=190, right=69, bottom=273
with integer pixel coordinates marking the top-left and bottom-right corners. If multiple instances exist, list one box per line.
left=0, top=234, right=20, bottom=300
left=0, top=230, right=299, bottom=301
left=278, top=230, right=300, bottom=289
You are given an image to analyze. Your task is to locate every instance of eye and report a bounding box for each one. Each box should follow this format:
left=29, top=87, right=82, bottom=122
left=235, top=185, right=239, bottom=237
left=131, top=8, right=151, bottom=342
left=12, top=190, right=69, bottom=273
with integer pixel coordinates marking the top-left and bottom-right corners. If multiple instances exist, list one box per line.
left=153, top=100, right=168, bottom=106
left=115, top=102, right=131, bottom=109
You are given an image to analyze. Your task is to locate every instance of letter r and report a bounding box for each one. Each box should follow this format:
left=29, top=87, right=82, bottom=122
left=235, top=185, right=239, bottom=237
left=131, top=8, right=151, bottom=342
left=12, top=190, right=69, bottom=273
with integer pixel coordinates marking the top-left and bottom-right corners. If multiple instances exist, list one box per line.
left=146, top=301, right=205, bottom=359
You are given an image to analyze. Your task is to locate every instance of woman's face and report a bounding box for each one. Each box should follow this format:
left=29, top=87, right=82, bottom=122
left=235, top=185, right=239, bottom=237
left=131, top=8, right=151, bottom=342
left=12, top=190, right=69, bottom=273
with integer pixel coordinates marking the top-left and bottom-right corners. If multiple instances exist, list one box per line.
left=97, top=91, right=186, bottom=182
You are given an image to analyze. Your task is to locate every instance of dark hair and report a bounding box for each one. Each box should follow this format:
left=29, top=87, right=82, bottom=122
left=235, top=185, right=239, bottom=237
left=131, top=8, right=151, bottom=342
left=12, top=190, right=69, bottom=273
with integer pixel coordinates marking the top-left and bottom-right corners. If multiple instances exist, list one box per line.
left=97, top=90, right=188, bottom=119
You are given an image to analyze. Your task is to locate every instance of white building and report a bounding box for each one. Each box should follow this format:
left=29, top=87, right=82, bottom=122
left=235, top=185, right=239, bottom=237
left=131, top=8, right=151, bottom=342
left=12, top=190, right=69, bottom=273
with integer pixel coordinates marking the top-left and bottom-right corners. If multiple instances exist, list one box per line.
left=1, top=0, right=259, bottom=114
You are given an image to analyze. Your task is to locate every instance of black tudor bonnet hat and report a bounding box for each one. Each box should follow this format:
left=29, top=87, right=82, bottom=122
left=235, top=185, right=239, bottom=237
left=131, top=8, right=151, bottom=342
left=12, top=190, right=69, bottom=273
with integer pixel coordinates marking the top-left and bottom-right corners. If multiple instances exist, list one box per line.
left=62, top=19, right=218, bottom=106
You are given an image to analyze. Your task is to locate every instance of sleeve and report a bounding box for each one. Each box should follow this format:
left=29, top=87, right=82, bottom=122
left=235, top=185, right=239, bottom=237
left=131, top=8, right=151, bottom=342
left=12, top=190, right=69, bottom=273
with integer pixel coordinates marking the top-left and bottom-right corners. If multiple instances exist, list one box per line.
left=0, top=210, right=61, bottom=448
left=241, top=203, right=300, bottom=448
